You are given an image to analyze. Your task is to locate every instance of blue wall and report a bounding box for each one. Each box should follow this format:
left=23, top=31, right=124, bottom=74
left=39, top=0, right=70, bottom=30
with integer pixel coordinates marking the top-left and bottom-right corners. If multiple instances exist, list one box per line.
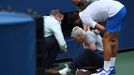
left=118, top=0, right=134, bottom=50
left=0, top=12, right=36, bottom=75
left=0, top=0, right=75, bottom=15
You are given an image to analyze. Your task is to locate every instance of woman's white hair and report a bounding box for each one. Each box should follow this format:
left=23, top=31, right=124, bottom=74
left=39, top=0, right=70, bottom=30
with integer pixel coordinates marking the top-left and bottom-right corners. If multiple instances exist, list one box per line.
left=71, top=26, right=85, bottom=38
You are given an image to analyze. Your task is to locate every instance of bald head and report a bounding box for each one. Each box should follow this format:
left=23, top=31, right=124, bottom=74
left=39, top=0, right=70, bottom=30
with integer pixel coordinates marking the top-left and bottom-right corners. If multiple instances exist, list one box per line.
left=50, top=9, right=64, bottom=22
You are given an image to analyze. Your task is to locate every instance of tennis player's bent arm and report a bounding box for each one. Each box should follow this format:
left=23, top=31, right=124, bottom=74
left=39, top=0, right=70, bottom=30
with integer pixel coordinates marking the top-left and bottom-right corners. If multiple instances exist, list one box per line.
left=80, top=13, right=105, bottom=31
left=85, top=17, right=105, bottom=31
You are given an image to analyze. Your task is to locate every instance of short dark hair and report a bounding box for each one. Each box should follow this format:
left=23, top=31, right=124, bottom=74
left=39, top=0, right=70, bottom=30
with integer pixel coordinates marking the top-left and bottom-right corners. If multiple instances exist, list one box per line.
left=50, top=9, right=63, bottom=16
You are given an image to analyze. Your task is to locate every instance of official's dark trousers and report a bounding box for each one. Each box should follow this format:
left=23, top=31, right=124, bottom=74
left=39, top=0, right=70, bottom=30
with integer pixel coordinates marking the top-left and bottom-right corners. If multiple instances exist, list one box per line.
left=69, top=49, right=104, bottom=70
left=43, top=35, right=59, bottom=69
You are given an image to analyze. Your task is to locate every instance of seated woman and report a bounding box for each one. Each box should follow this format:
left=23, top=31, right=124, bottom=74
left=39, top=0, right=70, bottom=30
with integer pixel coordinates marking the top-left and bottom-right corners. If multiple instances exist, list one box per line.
left=58, top=26, right=104, bottom=75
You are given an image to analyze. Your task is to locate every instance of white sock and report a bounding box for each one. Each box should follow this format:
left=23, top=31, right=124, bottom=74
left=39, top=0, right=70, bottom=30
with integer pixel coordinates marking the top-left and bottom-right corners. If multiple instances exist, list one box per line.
left=103, top=61, right=111, bottom=71
left=110, top=57, right=116, bottom=67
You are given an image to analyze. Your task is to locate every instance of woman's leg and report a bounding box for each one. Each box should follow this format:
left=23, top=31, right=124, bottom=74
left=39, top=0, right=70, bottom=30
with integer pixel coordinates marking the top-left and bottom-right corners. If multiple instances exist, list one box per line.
left=70, top=49, right=103, bottom=70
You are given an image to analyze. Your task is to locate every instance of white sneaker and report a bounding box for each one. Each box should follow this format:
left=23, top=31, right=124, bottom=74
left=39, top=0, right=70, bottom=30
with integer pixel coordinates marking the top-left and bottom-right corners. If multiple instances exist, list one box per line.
left=96, top=68, right=102, bottom=72
left=58, top=64, right=71, bottom=75
left=91, top=68, right=111, bottom=75
left=59, top=67, right=71, bottom=75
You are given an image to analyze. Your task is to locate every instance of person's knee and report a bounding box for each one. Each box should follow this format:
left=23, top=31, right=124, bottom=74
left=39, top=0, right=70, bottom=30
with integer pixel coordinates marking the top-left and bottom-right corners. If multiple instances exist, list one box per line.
left=102, top=37, right=109, bottom=44
left=111, top=33, right=119, bottom=46
left=111, top=39, right=118, bottom=46
left=102, top=32, right=111, bottom=43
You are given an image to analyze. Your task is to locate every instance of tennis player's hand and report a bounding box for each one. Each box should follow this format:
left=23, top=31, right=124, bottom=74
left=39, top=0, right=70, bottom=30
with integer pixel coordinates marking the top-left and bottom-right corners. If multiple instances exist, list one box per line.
left=95, top=23, right=105, bottom=32
left=93, top=29, right=100, bottom=34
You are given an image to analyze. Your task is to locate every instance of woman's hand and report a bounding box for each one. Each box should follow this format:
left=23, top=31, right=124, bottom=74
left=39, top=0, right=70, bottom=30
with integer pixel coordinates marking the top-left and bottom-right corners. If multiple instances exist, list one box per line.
left=82, top=43, right=88, bottom=49
left=88, top=43, right=96, bottom=51
left=83, top=24, right=90, bottom=32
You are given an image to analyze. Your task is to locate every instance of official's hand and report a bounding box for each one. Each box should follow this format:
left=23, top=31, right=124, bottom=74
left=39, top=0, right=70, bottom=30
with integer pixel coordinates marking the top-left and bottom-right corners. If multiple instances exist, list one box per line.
left=64, top=48, right=67, bottom=52
left=60, top=45, right=67, bottom=52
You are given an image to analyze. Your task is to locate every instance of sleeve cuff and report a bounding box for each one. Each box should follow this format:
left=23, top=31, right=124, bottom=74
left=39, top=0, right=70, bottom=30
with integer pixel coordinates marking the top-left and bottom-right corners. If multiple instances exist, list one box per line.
left=91, top=21, right=97, bottom=28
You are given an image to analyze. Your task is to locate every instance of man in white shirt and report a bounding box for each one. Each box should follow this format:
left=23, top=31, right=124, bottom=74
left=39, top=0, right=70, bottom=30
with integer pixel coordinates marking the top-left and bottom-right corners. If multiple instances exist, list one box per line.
left=43, top=9, right=67, bottom=75
left=58, top=26, right=104, bottom=75
left=79, top=0, right=127, bottom=75
left=72, top=0, right=101, bottom=31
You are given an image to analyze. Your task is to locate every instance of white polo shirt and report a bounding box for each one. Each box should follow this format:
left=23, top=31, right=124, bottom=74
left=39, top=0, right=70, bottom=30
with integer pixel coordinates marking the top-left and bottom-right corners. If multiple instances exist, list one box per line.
left=79, top=0, right=124, bottom=28
left=44, top=15, right=67, bottom=50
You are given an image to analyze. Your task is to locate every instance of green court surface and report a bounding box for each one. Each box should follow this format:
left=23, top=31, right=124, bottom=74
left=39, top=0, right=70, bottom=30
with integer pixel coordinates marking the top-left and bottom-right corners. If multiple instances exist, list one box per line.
left=115, top=51, right=134, bottom=75
left=55, top=51, right=134, bottom=75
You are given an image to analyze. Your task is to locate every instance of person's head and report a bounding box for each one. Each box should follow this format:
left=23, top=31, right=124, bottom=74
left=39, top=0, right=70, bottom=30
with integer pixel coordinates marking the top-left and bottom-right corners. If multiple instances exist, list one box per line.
left=50, top=9, right=64, bottom=22
left=71, top=26, right=85, bottom=43
left=72, top=0, right=81, bottom=5
left=72, top=0, right=99, bottom=6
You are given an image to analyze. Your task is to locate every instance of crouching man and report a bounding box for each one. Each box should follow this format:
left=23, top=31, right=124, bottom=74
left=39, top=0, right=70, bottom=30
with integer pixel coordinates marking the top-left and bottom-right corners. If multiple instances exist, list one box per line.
left=58, top=26, right=104, bottom=75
